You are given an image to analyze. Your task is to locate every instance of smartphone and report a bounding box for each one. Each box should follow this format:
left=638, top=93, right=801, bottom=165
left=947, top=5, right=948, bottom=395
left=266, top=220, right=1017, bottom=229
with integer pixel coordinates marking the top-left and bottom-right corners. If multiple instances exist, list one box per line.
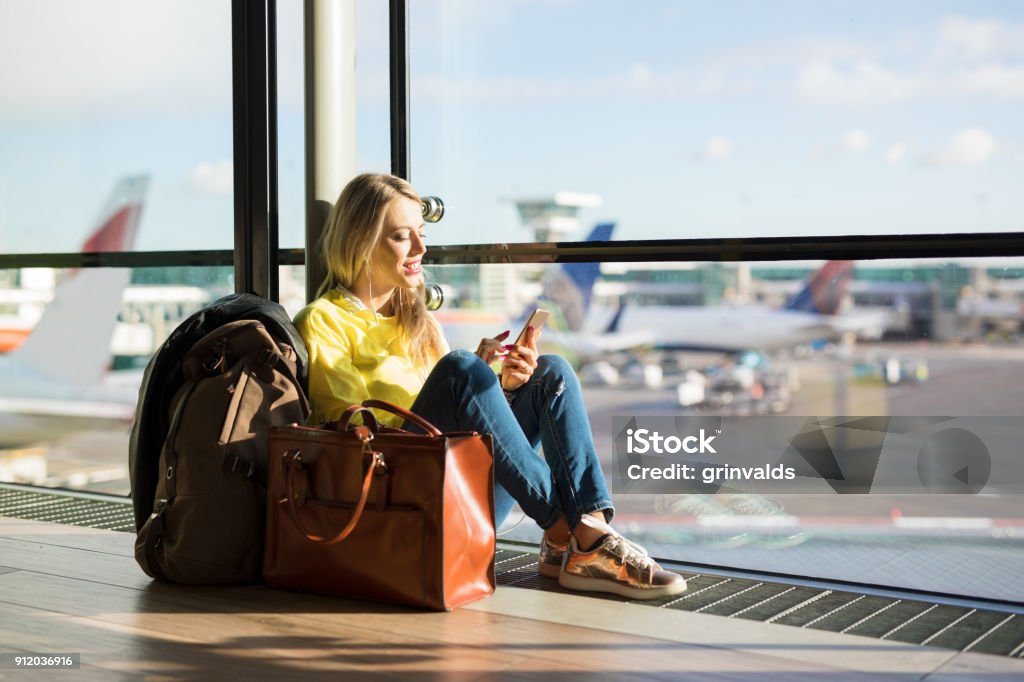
left=513, top=308, right=550, bottom=346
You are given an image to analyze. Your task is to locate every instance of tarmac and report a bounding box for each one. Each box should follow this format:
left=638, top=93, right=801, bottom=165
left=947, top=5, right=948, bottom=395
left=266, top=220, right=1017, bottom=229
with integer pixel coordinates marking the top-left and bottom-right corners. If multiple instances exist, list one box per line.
left=4, top=340, right=1023, bottom=602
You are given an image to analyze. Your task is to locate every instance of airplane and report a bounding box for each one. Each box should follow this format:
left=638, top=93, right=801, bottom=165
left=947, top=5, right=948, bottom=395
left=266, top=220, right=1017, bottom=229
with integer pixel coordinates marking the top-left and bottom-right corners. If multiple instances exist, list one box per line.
left=434, top=225, right=888, bottom=363
left=455, top=225, right=891, bottom=364
left=545, top=258, right=893, bottom=359
left=956, top=291, right=1024, bottom=338
left=0, top=176, right=148, bottom=448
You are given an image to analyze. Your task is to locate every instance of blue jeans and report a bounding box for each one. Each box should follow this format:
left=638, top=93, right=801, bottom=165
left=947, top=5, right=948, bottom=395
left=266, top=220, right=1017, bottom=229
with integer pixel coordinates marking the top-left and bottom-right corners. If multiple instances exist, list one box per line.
left=404, top=350, right=614, bottom=530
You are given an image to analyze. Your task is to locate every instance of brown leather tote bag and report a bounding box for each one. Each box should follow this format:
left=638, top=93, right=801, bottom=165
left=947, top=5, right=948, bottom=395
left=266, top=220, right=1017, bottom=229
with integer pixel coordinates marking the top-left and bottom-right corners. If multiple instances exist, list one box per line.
left=263, top=399, right=496, bottom=611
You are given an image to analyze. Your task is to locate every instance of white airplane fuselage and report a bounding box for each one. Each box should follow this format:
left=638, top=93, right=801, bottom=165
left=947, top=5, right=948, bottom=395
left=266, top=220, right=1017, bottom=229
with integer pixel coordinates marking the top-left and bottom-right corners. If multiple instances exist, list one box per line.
left=583, top=304, right=837, bottom=352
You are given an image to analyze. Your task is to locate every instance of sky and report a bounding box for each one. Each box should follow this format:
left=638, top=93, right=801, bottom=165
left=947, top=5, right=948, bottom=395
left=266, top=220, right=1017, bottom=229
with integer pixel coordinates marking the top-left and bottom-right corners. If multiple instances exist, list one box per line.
left=0, top=0, right=1022, bottom=255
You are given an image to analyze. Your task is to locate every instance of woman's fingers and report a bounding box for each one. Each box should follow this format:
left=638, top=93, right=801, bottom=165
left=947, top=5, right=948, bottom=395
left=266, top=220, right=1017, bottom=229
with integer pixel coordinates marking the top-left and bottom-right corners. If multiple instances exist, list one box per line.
left=500, top=362, right=530, bottom=391
left=475, top=340, right=498, bottom=362
left=524, top=324, right=540, bottom=350
left=502, top=344, right=537, bottom=367
left=479, top=329, right=514, bottom=359
left=476, top=329, right=512, bottom=361
left=501, top=353, right=535, bottom=378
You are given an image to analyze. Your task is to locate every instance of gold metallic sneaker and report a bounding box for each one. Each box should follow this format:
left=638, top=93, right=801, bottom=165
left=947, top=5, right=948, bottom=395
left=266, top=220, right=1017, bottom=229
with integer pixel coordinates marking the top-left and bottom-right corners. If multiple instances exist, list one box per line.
left=538, top=535, right=568, bottom=578
left=558, top=517, right=687, bottom=600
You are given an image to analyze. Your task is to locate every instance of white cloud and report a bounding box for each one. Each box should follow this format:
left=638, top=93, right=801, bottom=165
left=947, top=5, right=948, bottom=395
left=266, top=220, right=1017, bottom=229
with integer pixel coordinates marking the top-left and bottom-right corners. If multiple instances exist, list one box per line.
left=628, top=62, right=656, bottom=88
left=702, top=137, right=735, bottom=161
left=928, top=129, right=996, bottom=166
left=885, top=142, right=909, bottom=164
left=936, top=17, right=1005, bottom=59
left=0, top=1, right=235, bottom=117
left=952, top=65, right=1024, bottom=98
left=841, top=129, right=871, bottom=152
left=771, top=16, right=1024, bottom=105
left=7, top=4, right=1023, bottom=118
left=934, top=16, right=1024, bottom=61
left=188, top=160, right=233, bottom=195
left=408, top=63, right=698, bottom=104
left=713, top=37, right=871, bottom=71
left=400, top=15, right=1024, bottom=107
left=797, top=60, right=919, bottom=105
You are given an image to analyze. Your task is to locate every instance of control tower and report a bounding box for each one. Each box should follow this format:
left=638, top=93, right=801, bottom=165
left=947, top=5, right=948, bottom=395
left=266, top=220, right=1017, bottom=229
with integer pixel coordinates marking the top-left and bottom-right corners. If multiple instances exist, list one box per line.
left=478, top=192, right=602, bottom=313
left=514, top=191, right=602, bottom=242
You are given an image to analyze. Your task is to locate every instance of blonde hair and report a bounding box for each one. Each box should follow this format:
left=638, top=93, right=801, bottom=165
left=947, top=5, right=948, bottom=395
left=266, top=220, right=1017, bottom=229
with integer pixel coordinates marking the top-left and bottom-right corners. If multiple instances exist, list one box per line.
left=317, top=173, right=446, bottom=370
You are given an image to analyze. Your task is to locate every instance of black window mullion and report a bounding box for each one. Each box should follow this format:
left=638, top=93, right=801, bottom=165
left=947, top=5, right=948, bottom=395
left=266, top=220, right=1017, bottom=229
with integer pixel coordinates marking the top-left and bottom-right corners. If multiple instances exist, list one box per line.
left=4, top=231, right=1024, bottom=271
left=231, top=0, right=278, bottom=299
left=389, top=0, right=410, bottom=181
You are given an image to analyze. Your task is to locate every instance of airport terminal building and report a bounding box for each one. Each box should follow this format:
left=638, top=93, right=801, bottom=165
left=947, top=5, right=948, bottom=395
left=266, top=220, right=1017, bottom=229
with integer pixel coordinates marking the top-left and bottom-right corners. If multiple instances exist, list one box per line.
left=1, top=1, right=1022, bottom=677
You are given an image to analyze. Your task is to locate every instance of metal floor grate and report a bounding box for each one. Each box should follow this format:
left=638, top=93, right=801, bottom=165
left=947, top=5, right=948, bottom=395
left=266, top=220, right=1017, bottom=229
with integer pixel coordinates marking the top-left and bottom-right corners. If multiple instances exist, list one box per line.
left=0, top=484, right=136, bottom=533
left=1, top=484, right=1021, bottom=657
left=494, top=547, right=1024, bottom=658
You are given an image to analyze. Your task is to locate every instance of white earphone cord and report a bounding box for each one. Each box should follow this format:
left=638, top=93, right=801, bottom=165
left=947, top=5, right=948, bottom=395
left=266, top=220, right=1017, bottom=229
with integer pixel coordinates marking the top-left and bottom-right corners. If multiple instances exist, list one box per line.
left=366, top=261, right=380, bottom=327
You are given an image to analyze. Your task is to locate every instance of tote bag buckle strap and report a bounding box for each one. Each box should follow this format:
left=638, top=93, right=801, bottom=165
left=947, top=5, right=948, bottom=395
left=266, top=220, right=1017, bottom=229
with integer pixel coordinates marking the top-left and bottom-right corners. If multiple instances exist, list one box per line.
left=282, top=447, right=382, bottom=545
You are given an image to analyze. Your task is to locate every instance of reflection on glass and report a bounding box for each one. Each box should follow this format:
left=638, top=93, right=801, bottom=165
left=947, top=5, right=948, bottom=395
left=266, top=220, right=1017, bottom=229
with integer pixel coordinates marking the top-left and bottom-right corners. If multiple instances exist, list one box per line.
left=427, top=256, right=1024, bottom=602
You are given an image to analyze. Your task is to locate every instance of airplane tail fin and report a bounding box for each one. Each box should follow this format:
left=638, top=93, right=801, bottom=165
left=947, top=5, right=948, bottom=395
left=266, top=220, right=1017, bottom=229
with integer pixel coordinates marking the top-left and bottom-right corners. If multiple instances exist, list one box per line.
left=10, top=176, right=148, bottom=384
left=784, top=260, right=854, bottom=316
left=536, top=222, right=614, bottom=331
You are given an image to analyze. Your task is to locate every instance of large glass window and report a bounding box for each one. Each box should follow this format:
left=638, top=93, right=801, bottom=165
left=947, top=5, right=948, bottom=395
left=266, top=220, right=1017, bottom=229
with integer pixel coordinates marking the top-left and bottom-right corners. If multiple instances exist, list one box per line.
left=4, top=253, right=1021, bottom=600
left=0, top=1, right=234, bottom=253
left=0, top=265, right=233, bottom=496
left=277, top=1, right=307, bottom=250
left=278, top=0, right=394, bottom=247
left=4, top=0, right=1021, bottom=608
left=355, top=0, right=395, bottom=177
left=399, top=0, right=1024, bottom=601
left=428, top=255, right=1024, bottom=602
left=400, top=0, right=1024, bottom=245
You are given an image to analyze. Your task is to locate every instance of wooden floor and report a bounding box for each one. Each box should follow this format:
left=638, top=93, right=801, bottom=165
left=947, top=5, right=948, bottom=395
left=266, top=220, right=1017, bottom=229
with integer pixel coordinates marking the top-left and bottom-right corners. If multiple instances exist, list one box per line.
left=0, top=516, right=1022, bottom=681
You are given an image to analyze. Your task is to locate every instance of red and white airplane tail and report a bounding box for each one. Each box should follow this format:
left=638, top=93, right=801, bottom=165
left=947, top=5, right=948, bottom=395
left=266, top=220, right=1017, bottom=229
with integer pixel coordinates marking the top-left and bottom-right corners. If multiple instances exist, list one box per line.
left=9, top=176, right=148, bottom=385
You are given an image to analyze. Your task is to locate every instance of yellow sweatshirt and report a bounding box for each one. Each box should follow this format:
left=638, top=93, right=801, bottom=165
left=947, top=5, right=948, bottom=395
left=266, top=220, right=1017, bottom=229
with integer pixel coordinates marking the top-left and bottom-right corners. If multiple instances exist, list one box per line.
left=293, top=287, right=448, bottom=428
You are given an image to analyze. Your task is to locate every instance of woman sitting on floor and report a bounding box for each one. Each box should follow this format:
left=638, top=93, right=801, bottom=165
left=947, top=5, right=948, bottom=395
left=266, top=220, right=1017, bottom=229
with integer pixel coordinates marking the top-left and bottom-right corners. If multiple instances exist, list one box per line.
left=294, top=172, right=686, bottom=600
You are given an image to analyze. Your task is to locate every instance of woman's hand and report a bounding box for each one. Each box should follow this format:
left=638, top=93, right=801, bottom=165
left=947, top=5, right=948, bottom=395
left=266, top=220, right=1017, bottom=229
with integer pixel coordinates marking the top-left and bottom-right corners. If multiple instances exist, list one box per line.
left=500, top=325, right=541, bottom=392
left=475, top=329, right=510, bottom=364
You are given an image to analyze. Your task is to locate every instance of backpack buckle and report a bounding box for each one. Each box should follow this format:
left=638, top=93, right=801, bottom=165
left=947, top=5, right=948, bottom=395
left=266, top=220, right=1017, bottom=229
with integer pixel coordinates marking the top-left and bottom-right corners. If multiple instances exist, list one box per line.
left=223, top=454, right=256, bottom=478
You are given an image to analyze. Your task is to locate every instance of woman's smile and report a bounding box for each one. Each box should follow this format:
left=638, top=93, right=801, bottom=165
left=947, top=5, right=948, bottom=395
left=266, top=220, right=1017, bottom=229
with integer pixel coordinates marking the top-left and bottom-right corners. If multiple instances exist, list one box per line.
left=363, top=196, right=428, bottom=301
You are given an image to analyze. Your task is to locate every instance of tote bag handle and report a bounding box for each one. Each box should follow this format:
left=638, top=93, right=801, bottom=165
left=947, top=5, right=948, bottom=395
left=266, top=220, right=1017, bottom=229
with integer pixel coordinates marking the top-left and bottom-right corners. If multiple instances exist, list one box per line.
left=360, top=399, right=443, bottom=437
left=281, top=428, right=385, bottom=545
